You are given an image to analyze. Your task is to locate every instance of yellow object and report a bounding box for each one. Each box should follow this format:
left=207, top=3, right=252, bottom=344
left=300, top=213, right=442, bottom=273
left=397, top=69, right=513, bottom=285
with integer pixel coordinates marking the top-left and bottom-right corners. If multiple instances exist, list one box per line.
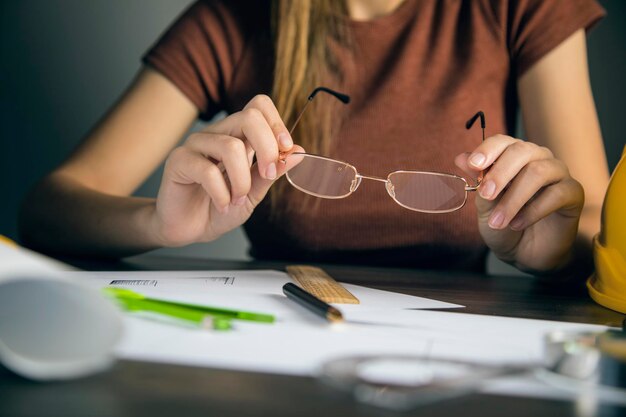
left=587, top=146, right=626, bottom=314
left=0, top=235, right=18, bottom=248
left=286, top=265, right=360, bottom=304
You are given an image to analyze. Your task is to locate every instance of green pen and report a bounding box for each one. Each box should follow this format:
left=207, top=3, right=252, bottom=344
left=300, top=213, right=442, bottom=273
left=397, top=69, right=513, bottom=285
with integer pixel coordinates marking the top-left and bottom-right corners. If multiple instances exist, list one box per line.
left=108, top=292, right=232, bottom=331
left=103, top=287, right=274, bottom=327
left=104, top=288, right=232, bottom=330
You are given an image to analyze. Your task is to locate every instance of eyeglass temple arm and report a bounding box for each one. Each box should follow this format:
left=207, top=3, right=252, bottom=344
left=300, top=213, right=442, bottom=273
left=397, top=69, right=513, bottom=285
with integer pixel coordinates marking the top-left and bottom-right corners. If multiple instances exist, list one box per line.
left=465, top=111, right=486, bottom=190
left=288, top=87, right=351, bottom=135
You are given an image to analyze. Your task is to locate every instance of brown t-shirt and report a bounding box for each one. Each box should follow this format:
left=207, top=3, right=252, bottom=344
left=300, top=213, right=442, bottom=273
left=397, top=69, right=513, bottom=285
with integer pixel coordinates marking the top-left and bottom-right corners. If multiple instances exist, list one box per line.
left=143, top=0, right=604, bottom=269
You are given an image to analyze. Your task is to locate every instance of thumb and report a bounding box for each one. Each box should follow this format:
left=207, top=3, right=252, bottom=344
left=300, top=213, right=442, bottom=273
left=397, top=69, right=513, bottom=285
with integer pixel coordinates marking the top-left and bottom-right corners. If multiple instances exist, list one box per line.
left=247, top=146, right=305, bottom=206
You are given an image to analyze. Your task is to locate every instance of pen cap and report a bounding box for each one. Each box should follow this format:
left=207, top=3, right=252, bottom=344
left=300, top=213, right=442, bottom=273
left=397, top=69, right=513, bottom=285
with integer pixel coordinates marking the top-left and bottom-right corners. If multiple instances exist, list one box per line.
left=0, top=243, right=123, bottom=381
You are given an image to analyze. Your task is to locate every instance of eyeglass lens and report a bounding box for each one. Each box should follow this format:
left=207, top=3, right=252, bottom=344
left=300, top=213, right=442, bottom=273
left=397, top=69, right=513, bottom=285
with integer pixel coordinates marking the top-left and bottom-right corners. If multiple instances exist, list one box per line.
left=285, top=154, right=468, bottom=212
left=387, top=171, right=467, bottom=212
left=285, top=154, right=358, bottom=199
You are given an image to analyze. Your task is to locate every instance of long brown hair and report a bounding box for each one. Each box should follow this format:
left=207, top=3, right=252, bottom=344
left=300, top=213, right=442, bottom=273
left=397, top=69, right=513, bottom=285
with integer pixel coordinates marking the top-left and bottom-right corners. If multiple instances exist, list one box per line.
left=269, top=0, right=350, bottom=209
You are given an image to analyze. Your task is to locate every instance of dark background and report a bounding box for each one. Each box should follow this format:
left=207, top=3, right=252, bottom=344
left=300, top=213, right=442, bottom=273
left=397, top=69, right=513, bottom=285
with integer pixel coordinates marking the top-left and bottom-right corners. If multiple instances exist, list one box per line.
left=1, top=0, right=624, bottom=263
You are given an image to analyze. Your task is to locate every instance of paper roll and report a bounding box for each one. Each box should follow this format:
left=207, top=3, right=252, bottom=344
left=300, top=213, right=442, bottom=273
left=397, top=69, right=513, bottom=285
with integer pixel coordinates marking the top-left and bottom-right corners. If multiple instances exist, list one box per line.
left=0, top=242, right=123, bottom=380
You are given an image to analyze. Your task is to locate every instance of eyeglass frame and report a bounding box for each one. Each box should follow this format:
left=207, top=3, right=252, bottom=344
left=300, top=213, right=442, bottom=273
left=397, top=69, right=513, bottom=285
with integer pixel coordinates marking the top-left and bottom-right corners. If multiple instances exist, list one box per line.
left=278, top=86, right=485, bottom=213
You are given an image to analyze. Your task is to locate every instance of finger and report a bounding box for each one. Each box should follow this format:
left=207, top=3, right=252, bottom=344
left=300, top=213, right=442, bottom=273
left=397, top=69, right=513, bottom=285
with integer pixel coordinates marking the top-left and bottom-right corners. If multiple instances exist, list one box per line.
left=227, top=94, right=293, bottom=175
left=211, top=95, right=292, bottom=180
left=186, top=133, right=252, bottom=204
left=247, top=145, right=305, bottom=206
left=454, top=152, right=481, bottom=181
left=244, top=94, right=293, bottom=152
left=466, top=134, right=519, bottom=171
left=276, top=150, right=306, bottom=177
left=245, top=142, right=255, bottom=166
left=224, top=108, right=281, bottom=180
left=168, top=148, right=232, bottom=213
left=478, top=140, right=553, bottom=201
left=485, top=159, right=568, bottom=229
left=509, top=179, right=584, bottom=231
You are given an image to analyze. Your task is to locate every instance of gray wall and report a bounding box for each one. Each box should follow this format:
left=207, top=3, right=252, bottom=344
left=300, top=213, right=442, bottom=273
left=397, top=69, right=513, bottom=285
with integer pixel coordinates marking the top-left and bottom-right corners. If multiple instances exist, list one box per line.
left=1, top=1, right=625, bottom=266
left=0, top=0, right=251, bottom=260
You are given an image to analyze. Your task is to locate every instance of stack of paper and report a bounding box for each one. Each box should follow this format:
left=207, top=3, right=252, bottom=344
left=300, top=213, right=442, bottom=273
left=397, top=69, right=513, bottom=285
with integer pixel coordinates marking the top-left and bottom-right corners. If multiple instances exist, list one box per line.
left=76, top=270, right=617, bottom=405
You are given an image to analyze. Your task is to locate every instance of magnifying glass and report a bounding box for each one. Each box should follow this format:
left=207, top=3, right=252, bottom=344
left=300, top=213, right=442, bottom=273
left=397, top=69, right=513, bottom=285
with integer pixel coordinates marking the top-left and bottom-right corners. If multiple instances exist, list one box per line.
left=318, top=327, right=626, bottom=411
left=319, top=354, right=529, bottom=411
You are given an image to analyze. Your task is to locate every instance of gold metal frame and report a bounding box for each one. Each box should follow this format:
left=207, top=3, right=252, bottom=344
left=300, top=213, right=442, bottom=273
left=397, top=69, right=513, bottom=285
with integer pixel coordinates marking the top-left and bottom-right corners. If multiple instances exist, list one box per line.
left=276, top=86, right=485, bottom=214
left=281, top=152, right=481, bottom=213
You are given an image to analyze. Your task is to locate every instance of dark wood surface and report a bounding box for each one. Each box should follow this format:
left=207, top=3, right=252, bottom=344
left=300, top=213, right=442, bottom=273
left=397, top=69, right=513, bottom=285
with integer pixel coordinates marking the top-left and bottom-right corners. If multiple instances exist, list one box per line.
left=1, top=255, right=624, bottom=417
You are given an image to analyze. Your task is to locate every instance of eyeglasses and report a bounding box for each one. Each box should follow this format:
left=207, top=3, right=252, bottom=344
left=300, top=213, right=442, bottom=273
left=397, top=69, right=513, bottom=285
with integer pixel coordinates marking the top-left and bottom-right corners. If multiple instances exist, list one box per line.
left=279, top=87, right=485, bottom=213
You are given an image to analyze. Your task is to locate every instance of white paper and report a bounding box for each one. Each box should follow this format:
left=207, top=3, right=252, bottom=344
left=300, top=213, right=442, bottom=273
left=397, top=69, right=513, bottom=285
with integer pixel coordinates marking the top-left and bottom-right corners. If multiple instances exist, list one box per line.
left=71, top=269, right=619, bottom=405
left=109, top=308, right=603, bottom=373
left=108, top=308, right=619, bottom=405
left=73, top=269, right=463, bottom=312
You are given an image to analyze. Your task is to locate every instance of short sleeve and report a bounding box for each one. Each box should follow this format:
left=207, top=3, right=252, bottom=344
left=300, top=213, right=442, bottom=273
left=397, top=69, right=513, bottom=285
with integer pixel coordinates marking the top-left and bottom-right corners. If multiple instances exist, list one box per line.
left=506, top=0, right=606, bottom=77
left=142, top=1, right=247, bottom=121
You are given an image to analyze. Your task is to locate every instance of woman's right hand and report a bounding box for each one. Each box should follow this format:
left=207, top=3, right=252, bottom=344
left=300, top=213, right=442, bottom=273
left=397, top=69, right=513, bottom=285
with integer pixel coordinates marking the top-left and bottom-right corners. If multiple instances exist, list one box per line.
left=153, top=94, right=304, bottom=247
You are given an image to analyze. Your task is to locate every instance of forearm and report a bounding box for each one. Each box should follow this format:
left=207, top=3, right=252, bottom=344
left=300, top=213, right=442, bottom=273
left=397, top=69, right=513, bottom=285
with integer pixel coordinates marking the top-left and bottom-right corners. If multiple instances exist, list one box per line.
left=19, top=172, right=163, bottom=258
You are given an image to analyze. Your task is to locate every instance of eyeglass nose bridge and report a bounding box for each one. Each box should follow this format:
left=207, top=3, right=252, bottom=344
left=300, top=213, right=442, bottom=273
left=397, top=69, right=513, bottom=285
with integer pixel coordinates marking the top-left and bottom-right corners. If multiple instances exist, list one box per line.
left=353, top=173, right=392, bottom=194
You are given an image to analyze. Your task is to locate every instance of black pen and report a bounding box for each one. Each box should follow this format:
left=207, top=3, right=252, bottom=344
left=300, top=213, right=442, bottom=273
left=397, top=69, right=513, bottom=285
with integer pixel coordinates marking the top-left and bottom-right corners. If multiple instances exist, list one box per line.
left=282, top=283, right=344, bottom=323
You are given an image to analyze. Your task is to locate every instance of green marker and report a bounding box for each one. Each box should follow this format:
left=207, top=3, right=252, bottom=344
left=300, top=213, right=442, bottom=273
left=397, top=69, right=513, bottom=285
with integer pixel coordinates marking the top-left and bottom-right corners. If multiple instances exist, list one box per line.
left=106, top=290, right=231, bottom=330
left=103, top=288, right=274, bottom=330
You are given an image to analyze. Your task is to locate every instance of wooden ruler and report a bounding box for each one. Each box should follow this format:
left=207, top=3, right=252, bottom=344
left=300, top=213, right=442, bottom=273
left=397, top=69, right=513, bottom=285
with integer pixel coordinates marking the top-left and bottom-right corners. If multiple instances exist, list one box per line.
left=286, top=265, right=360, bottom=304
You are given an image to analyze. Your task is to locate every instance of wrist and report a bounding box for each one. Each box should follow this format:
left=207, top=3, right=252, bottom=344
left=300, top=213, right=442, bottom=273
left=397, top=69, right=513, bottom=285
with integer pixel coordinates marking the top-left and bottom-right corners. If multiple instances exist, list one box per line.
left=136, top=200, right=170, bottom=248
left=145, top=201, right=208, bottom=248
left=515, top=237, right=593, bottom=282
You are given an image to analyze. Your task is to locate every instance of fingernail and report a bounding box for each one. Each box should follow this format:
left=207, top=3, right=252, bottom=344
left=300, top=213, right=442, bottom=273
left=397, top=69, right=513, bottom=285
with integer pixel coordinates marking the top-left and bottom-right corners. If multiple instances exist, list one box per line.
left=480, top=180, right=496, bottom=199
left=489, top=211, right=504, bottom=229
left=233, top=196, right=247, bottom=206
left=266, top=162, right=277, bottom=180
left=510, top=217, right=524, bottom=230
left=278, top=132, right=293, bottom=149
left=470, top=153, right=486, bottom=167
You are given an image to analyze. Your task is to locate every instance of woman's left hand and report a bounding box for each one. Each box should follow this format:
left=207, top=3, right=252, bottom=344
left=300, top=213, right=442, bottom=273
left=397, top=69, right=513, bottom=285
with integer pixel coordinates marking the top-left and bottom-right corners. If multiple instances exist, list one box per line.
left=455, top=134, right=585, bottom=273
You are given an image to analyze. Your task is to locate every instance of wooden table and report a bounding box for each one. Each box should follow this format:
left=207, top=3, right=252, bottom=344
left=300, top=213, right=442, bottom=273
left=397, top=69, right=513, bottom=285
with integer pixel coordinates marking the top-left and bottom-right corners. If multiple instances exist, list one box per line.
left=1, top=255, right=624, bottom=417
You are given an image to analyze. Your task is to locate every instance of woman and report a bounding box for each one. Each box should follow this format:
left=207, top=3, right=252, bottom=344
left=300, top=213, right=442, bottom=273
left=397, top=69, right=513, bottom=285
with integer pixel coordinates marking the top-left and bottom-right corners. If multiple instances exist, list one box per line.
left=20, top=0, right=609, bottom=277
